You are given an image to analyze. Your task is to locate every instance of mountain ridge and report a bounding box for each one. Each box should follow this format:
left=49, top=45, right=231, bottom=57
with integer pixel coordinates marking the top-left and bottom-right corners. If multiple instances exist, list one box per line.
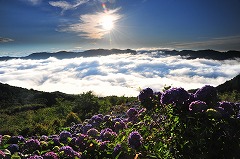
left=0, top=49, right=240, bottom=61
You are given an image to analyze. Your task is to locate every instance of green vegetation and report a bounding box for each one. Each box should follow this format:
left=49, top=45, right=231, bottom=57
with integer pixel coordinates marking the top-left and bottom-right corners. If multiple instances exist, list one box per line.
left=0, top=88, right=135, bottom=136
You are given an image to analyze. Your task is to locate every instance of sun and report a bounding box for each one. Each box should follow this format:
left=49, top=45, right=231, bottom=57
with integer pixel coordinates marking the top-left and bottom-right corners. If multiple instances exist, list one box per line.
left=101, top=15, right=114, bottom=31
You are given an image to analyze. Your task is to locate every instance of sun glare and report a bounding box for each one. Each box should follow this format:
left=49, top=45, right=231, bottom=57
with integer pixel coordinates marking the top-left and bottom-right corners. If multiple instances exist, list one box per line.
left=101, top=15, right=114, bottom=31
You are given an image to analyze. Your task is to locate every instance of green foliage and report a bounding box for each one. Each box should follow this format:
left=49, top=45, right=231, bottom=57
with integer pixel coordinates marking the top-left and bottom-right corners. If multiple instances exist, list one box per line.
left=65, top=112, right=81, bottom=126
left=73, top=91, right=101, bottom=120
left=218, top=90, right=240, bottom=102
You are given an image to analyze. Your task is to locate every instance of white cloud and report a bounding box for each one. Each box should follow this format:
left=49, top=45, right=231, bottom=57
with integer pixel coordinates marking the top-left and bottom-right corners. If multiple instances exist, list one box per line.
left=59, top=8, right=122, bottom=39
left=26, top=0, right=41, bottom=5
left=49, top=0, right=89, bottom=14
left=0, top=52, right=239, bottom=97
left=0, top=37, right=14, bottom=43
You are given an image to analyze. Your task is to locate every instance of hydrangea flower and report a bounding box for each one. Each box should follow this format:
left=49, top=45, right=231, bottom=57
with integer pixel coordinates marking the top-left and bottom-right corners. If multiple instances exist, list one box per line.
left=0, top=150, right=5, bottom=158
left=127, top=108, right=138, bottom=118
left=161, top=87, right=189, bottom=105
left=75, top=134, right=88, bottom=150
left=219, top=101, right=235, bottom=115
left=59, top=131, right=72, bottom=142
left=87, top=128, right=100, bottom=138
left=113, top=144, right=122, bottom=157
left=7, top=135, right=25, bottom=144
left=189, top=100, right=208, bottom=113
left=194, top=85, right=217, bottom=106
left=114, top=121, right=126, bottom=133
left=24, top=139, right=40, bottom=152
left=138, top=88, right=153, bottom=102
left=59, top=146, right=80, bottom=158
left=7, top=144, right=19, bottom=154
left=82, top=124, right=93, bottom=134
left=42, top=151, right=58, bottom=159
left=28, top=155, right=43, bottom=159
left=206, top=108, right=222, bottom=119
left=128, top=131, right=143, bottom=149
left=100, top=128, right=117, bottom=141
left=99, top=141, right=109, bottom=151
left=103, top=115, right=111, bottom=122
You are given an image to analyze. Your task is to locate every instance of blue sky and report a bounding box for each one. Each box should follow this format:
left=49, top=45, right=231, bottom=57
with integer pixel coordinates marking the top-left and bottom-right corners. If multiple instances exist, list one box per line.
left=1, top=0, right=240, bottom=56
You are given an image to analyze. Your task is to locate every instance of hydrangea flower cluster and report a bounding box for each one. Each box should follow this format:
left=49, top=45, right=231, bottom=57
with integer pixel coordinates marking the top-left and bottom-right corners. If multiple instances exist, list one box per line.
left=42, top=151, right=58, bottom=159
left=194, top=85, right=217, bottom=106
left=28, top=155, right=43, bottom=159
left=138, top=88, right=154, bottom=102
left=189, top=100, right=208, bottom=113
left=24, top=139, right=40, bottom=152
left=59, top=146, right=80, bottom=158
left=59, top=131, right=72, bottom=143
left=128, top=131, right=143, bottom=149
left=100, top=128, right=117, bottom=141
left=161, top=87, right=189, bottom=105
left=7, top=144, right=19, bottom=154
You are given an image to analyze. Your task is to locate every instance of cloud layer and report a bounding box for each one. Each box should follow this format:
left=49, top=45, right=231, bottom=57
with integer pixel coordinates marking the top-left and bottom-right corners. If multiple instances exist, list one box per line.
left=0, top=52, right=239, bottom=96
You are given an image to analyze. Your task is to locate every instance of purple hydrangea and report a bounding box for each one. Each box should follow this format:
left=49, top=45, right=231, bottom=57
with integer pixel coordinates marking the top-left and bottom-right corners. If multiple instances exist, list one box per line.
left=7, top=144, right=19, bottom=154
left=42, top=151, right=58, bottom=159
left=82, top=124, right=93, bottom=134
left=7, top=135, right=25, bottom=144
left=114, top=121, right=126, bottom=133
left=189, top=100, right=208, bottom=113
left=59, top=131, right=72, bottom=142
left=52, top=137, right=60, bottom=146
left=87, top=128, right=100, bottom=138
left=25, top=139, right=40, bottom=152
left=99, top=141, right=109, bottom=151
left=103, top=115, right=111, bottom=122
left=161, top=87, right=189, bottom=105
left=40, top=135, right=48, bottom=141
left=138, top=88, right=153, bottom=102
left=59, top=146, right=80, bottom=158
left=90, top=115, right=103, bottom=124
left=100, top=128, right=117, bottom=141
left=128, top=131, right=143, bottom=149
left=194, top=85, right=217, bottom=105
left=75, top=134, right=88, bottom=150
left=219, top=101, right=235, bottom=115
left=127, top=108, right=138, bottom=118
left=28, top=155, right=43, bottom=159
left=0, top=150, right=5, bottom=158
left=113, top=144, right=122, bottom=157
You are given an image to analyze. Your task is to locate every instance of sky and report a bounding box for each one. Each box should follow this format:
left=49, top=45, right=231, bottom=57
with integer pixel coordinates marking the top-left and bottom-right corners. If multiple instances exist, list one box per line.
left=1, top=0, right=240, bottom=56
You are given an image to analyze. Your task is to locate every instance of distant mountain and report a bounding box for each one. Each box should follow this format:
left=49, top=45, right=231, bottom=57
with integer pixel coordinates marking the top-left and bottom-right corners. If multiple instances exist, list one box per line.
left=216, top=74, right=240, bottom=93
left=1, top=49, right=239, bottom=61
left=0, top=49, right=137, bottom=61
left=167, top=50, right=240, bottom=60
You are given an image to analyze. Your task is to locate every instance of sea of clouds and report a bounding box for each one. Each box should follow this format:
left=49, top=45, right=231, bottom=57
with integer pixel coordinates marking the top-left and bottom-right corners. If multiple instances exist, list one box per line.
left=0, top=51, right=239, bottom=96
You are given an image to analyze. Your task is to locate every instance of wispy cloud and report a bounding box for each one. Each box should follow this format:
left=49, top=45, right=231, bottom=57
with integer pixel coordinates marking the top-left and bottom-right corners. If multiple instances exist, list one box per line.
left=0, top=37, right=14, bottom=43
left=49, top=0, right=89, bottom=14
left=25, top=0, right=41, bottom=5
left=170, top=35, right=240, bottom=50
left=59, top=8, right=122, bottom=39
left=0, top=52, right=239, bottom=96
left=98, top=0, right=117, bottom=3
